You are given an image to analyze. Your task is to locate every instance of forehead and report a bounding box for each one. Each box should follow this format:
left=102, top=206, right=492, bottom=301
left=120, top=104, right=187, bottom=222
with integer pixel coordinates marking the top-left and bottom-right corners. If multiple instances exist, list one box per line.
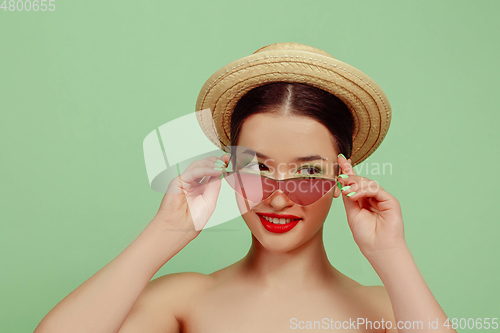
left=236, top=113, right=338, bottom=162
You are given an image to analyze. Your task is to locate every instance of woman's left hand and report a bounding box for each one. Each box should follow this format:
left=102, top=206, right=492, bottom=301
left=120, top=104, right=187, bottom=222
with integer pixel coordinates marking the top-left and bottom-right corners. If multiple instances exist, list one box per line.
left=336, top=154, right=407, bottom=261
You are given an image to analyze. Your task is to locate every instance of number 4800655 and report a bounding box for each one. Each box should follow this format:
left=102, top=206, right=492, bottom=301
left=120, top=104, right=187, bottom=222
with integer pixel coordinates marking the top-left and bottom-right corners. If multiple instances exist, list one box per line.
left=1, top=0, right=56, bottom=11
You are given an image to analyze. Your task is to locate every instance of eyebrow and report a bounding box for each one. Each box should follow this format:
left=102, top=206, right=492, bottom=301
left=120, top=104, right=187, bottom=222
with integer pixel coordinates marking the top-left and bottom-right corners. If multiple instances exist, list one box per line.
left=241, top=149, right=328, bottom=162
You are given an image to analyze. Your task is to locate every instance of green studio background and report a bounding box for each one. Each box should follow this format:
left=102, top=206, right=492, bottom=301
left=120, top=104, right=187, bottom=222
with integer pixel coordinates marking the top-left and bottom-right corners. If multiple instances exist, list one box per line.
left=1, top=0, right=499, bottom=331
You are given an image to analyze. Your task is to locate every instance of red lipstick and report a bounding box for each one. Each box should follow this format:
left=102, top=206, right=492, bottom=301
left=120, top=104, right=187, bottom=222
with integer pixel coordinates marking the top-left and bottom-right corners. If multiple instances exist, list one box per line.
left=256, top=212, right=302, bottom=234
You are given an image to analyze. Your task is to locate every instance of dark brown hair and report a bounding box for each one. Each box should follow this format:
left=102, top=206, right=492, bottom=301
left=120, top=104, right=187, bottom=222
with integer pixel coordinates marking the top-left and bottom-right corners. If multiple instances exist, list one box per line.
left=230, top=82, right=355, bottom=164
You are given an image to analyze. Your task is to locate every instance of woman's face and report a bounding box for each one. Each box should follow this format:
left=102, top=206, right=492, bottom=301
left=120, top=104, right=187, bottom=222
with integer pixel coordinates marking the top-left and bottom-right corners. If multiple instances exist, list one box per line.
left=234, top=112, right=341, bottom=253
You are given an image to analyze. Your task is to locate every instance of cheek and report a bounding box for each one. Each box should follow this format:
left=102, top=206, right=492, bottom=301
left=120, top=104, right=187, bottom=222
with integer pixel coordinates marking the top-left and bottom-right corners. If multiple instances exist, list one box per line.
left=237, top=196, right=262, bottom=233
left=304, top=191, right=334, bottom=224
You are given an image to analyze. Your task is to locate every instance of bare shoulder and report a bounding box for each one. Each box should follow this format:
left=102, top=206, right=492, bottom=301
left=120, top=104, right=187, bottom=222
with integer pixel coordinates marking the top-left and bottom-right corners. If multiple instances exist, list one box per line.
left=369, top=285, right=393, bottom=311
left=352, top=285, right=391, bottom=304
left=152, top=271, right=216, bottom=291
left=350, top=284, right=397, bottom=331
left=333, top=270, right=395, bottom=317
left=141, top=272, right=217, bottom=314
left=118, top=272, right=216, bottom=333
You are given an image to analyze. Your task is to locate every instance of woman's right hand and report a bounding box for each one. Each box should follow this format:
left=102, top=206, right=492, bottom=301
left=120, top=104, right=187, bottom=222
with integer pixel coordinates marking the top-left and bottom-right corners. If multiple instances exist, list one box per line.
left=152, top=153, right=230, bottom=240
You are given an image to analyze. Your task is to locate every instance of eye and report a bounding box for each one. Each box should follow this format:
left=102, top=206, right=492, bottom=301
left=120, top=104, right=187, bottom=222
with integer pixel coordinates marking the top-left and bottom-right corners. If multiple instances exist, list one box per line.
left=240, top=162, right=269, bottom=173
left=297, top=165, right=322, bottom=176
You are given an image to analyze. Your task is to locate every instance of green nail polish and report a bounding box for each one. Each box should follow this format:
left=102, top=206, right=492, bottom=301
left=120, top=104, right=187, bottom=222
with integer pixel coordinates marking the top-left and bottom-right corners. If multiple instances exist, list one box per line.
left=341, top=185, right=351, bottom=192
left=338, top=153, right=346, bottom=159
left=346, top=191, right=356, bottom=197
left=215, top=160, right=225, bottom=165
left=338, top=174, right=348, bottom=179
left=214, top=167, right=223, bottom=171
left=337, top=182, right=342, bottom=189
left=220, top=174, right=224, bottom=179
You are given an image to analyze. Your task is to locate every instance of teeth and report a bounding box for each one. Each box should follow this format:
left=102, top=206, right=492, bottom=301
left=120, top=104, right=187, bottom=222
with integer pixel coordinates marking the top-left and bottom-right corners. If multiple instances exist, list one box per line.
left=262, top=216, right=297, bottom=224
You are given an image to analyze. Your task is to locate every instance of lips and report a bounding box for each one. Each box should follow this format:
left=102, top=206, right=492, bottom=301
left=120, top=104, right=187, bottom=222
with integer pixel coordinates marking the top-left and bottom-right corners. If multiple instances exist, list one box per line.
left=256, top=212, right=302, bottom=233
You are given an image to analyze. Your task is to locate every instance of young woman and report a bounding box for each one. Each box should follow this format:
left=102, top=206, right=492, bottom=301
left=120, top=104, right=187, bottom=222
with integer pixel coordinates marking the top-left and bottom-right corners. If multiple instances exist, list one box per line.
left=35, top=43, right=455, bottom=333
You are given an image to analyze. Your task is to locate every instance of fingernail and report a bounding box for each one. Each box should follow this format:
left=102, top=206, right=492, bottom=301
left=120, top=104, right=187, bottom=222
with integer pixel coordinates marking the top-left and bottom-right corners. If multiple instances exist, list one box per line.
left=338, top=153, right=346, bottom=159
left=341, top=185, right=351, bottom=192
left=337, top=182, right=342, bottom=189
left=220, top=174, right=224, bottom=179
left=215, top=160, right=225, bottom=166
left=214, top=167, right=224, bottom=171
left=338, top=174, right=348, bottom=179
left=346, top=191, right=356, bottom=197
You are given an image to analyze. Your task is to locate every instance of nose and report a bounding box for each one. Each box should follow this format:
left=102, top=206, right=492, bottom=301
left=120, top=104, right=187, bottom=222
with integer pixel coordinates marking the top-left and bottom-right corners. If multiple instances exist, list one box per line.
left=264, top=189, right=295, bottom=210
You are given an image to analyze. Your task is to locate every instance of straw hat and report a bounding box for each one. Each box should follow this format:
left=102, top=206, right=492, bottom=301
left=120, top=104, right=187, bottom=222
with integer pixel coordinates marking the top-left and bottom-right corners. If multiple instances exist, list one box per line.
left=195, top=42, right=391, bottom=166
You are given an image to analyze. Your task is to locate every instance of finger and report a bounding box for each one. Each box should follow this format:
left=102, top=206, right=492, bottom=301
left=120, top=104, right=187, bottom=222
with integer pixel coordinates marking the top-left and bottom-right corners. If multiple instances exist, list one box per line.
left=180, top=166, right=225, bottom=187
left=341, top=185, right=362, bottom=219
left=182, top=154, right=229, bottom=183
left=183, top=156, right=222, bottom=173
left=340, top=179, right=395, bottom=210
left=203, top=170, right=225, bottom=196
left=339, top=178, right=395, bottom=225
left=336, top=174, right=365, bottom=187
left=168, top=154, right=230, bottom=193
left=337, top=154, right=356, bottom=176
left=220, top=152, right=231, bottom=164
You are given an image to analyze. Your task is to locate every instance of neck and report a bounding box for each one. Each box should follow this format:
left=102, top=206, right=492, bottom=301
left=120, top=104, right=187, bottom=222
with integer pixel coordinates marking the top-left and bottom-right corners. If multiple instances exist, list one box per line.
left=238, top=226, right=339, bottom=292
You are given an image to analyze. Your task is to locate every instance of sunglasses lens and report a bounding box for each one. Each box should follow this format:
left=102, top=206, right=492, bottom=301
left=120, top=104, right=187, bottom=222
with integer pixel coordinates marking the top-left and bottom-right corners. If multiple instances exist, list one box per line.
left=225, top=175, right=336, bottom=206
left=282, top=178, right=337, bottom=206
left=222, top=146, right=264, bottom=202
left=223, top=173, right=263, bottom=202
